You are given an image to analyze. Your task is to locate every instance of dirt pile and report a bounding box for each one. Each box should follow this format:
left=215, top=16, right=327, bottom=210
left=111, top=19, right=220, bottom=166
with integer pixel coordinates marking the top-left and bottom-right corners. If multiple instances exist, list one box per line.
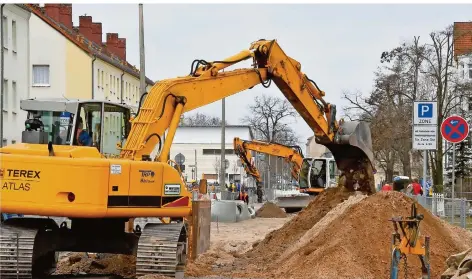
left=210, top=189, right=472, bottom=279
left=54, top=253, right=136, bottom=278
left=255, top=201, right=287, bottom=218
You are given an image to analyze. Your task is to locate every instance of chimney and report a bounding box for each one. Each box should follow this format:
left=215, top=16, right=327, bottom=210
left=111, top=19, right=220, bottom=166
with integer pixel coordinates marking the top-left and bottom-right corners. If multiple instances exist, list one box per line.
left=79, top=16, right=93, bottom=43
left=44, top=4, right=60, bottom=23
left=91, top=22, right=102, bottom=46
left=58, top=4, right=72, bottom=29
left=105, top=33, right=126, bottom=61
left=117, top=38, right=126, bottom=61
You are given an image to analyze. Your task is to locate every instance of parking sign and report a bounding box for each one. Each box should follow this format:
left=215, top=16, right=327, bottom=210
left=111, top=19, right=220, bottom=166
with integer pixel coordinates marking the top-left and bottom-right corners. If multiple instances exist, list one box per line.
left=413, top=101, right=437, bottom=125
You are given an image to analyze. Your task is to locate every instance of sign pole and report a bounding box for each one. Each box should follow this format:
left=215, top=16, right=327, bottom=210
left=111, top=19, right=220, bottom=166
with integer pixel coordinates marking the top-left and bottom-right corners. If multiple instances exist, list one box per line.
left=423, top=150, right=427, bottom=197
left=440, top=114, right=469, bottom=225
left=452, top=143, right=456, bottom=224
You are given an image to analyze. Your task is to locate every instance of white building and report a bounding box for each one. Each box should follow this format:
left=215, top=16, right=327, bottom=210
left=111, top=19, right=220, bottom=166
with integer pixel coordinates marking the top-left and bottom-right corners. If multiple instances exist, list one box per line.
left=1, top=4, right=31, bottom=146
left=169, top=125, right=254, bottom=185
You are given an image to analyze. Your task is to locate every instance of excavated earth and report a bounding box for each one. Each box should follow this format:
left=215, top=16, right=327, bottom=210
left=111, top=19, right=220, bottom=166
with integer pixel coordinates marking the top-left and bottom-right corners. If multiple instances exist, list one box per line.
left=54, top=188, right=472, bottom=279
left=189, top=188, right=472, bottom=279
left=254, top=201, right=287, bottom=218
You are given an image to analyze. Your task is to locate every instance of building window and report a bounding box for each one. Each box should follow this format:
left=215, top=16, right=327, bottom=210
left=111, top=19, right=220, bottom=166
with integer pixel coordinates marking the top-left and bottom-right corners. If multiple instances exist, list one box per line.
left=12, top=81, right=16, bottom=113
left=468, top=64, right=472, bottom=79
left=11, top=140, right=16, bottom=144
left=11, top=20, right=16, bottom=52
left=32, top=65, right=50, bottom=86
left=2, top=79, right=7, bottom=111
left=97, top=68, right=100, bottom=88
left=3, top=79, right=8, bottom=111
left=202, top=149, right=234, bottom=155
left=2, top=16, right=7, bottom=49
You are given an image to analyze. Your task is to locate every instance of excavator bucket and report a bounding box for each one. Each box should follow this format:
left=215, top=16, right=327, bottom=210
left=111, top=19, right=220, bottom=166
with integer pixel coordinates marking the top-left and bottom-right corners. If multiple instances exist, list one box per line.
left=323, top=121, right=376, bottom=194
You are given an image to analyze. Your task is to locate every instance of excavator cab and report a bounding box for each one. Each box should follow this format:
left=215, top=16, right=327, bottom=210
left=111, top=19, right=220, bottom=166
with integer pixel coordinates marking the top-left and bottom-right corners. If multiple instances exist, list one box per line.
left=20, top=98, right=132, bottom=157
left=298, top=157, right=338, bottom=195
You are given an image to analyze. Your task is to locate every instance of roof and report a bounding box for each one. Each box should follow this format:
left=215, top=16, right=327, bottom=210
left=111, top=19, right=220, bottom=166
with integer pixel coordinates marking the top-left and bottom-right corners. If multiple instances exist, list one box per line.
left=173, top=125, right=254, bottom=144
left=23, top=4, right=155, bottom=85
left=20, top=97, right=132, bottom=113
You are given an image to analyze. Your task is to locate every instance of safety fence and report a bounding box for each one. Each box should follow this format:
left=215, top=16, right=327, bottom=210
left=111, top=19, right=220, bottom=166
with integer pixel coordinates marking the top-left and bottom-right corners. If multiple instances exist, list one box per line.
left=407, top=193, right=472, bottom=231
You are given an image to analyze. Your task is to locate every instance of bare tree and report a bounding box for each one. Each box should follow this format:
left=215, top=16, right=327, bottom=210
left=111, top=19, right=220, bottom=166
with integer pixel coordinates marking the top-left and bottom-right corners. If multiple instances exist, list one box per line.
left=241, top=94, right=299, bottom=145
left=343, top=25, right=472, bottom=191
left=180, top=112, right=227, bottom=126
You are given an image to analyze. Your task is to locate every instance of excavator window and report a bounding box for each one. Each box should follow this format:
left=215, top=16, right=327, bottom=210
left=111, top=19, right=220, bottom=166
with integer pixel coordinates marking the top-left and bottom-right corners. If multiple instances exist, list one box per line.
left=27, top=110, right=74, bottom=145
left=329, top=160, right=336, bottom=180
left=310, top=160, right=327, bottom=188
left=74, top=103, right=102, bottom=149
left=102, top=104, right=130, bottom=157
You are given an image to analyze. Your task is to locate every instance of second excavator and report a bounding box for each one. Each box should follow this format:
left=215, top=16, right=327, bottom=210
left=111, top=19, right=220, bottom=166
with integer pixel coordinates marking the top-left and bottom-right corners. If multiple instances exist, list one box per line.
left=233, top=137, right=337, bottom=211
left=0, top=38, right=375, bottom=278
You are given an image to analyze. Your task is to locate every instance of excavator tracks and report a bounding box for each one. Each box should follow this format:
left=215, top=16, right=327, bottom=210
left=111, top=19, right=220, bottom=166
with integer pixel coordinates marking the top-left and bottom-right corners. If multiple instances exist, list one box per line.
left=0, top=224, right=37, bottom=279
left=136, top=222, right=187, bottom=278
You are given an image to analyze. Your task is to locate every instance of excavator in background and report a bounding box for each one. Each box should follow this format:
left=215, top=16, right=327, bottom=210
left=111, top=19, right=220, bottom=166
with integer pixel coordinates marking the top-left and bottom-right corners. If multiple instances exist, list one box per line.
left=233, top=137, right=304, bottom=182
left=0, top=39, right=375, bottom=278
left=233, top=137, right=337, bottom=212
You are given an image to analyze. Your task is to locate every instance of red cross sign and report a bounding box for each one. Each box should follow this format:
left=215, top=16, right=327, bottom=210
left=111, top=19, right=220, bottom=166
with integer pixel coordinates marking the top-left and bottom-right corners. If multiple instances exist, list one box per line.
left=441, top=115, right=469, bottom=143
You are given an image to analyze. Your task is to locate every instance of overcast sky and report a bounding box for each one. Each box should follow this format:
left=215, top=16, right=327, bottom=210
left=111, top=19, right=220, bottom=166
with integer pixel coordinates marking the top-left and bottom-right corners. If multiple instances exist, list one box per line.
left=72, top=4, right=471, bottom=149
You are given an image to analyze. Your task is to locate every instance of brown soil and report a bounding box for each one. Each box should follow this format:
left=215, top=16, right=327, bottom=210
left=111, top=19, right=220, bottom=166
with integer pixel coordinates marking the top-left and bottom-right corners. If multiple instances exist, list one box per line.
left=255, top=201, right=287, bottom=218
left=205, top=189, right=472, bottom=279
left=54, top=253, right=136, bottom=278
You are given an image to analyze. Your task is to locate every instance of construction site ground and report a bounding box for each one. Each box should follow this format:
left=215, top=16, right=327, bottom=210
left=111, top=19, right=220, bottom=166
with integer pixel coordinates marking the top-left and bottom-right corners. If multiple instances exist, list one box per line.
left=53, top=188, right=472, bottom=279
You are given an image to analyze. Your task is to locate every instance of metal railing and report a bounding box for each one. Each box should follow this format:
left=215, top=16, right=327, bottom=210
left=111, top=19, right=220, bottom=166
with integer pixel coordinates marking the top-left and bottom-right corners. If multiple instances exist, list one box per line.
left=407, top=193, right=472, bottom=231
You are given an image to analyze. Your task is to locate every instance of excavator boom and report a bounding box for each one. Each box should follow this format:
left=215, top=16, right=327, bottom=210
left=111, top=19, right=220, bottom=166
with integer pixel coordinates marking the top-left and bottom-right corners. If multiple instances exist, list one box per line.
left=122, top=39, right=375, bottom=193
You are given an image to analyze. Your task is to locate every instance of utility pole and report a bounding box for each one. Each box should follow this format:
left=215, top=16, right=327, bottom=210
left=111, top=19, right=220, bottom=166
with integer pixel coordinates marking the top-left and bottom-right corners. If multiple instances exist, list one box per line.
left=139, top=4, right=146, bottom=98
left=219, top=98, right=226, bottom=192
left=195, top=149, right=198, bottom=180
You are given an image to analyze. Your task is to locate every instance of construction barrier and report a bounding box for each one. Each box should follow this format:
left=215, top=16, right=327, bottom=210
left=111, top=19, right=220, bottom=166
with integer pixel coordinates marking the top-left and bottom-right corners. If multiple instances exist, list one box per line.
left=210, top=200, right=251, bottom=223
left=187, top=200, right=211, bottom=261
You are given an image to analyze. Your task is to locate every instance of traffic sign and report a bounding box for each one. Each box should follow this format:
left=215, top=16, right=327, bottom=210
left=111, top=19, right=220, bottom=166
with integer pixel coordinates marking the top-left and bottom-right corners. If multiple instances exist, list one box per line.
left=412, top=126, right=437, bottom=150
left=175, top=153, right=185, bottom=165
left=414, top=101, right=437, bottom=125
left=441, top=115, right=470, bottom=143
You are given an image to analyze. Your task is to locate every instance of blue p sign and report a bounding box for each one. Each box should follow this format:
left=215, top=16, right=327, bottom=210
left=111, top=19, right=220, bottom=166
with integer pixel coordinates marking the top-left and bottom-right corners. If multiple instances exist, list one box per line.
left=418, top=103, right=433, bottom=118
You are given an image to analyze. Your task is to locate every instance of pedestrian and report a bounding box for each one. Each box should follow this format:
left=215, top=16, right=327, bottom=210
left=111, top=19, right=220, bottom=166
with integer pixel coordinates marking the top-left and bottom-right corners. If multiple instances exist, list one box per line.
left=411, top=178, right=423, bottom=196
left=381, top=182, right=392, bottom=191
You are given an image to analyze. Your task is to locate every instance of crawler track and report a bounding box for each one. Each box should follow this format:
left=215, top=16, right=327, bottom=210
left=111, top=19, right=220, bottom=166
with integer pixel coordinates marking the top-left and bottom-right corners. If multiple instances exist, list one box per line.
left=0, top=224, right=37, bottom=279
left=136, top=223, right=187, bottom=278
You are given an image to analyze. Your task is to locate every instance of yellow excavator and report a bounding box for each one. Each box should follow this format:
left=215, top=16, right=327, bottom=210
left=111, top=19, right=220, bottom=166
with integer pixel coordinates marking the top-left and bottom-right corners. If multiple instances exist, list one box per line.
left=0, top=39, right=375, bottom=278
left=233, top=137, right=304, bottom=183
left=233, top=137, right=337, bottom=212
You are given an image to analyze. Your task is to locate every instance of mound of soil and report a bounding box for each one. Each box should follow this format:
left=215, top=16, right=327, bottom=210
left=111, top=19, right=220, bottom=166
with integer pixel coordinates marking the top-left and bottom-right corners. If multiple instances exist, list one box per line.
left=255, top=202, right=287, bottom=218
left=211, top=190, right=472, bottom=279
left=54, top=253, right=136, bottom=278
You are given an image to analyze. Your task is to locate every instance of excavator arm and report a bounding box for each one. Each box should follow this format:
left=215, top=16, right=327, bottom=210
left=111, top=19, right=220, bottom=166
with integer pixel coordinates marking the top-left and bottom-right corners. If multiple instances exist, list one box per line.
left=233, top=137, right=303, bottom=182
left=233, top=138, right=263, bottom=183
left=121, top=39, right=375, bottom=194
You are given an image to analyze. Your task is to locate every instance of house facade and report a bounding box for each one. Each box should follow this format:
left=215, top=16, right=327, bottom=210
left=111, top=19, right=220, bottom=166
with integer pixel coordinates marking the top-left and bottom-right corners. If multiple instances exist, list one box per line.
left=1, top=4, right=31, bottom=146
